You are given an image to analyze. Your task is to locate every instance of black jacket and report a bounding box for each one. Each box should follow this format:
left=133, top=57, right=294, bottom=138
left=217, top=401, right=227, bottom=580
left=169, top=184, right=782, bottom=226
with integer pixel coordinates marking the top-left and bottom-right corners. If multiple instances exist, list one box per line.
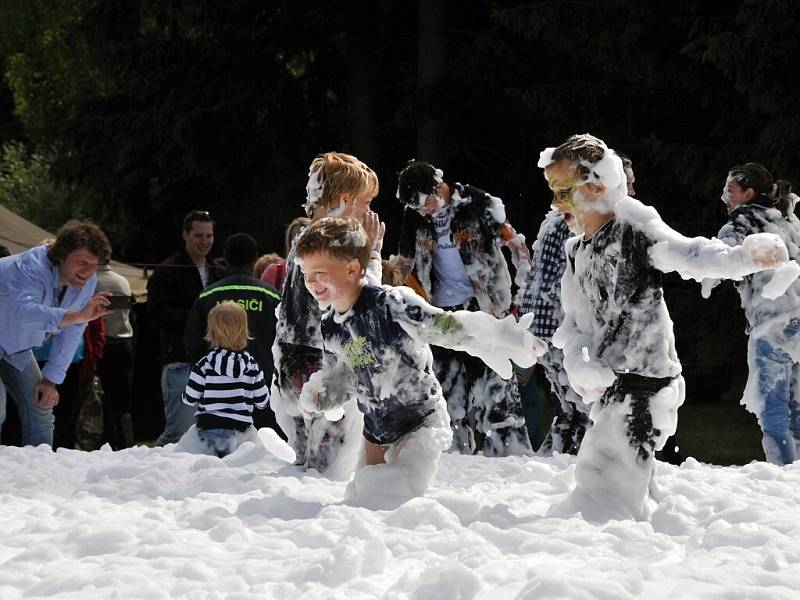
left=147, top=248, right=222, bottom=364
left=397, top=183, right=527, bottom=317
left=183, top=271, right=280, bottom=378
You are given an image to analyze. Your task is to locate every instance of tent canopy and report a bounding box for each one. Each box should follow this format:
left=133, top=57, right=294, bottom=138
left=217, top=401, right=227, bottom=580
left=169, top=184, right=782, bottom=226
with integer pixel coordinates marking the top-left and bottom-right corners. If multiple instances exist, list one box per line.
left=0, top=204, right=149, bottom=301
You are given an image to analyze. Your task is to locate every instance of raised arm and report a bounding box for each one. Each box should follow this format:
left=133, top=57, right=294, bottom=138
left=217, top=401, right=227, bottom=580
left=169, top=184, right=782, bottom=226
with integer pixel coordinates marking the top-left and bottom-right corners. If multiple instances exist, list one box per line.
left=385, top=286, right=546, bottom=379
left=479, top=191, right=532, bottom=303
left=362, top=209, right=385, bottom=286
left=615, top=197, right=787, bottom=281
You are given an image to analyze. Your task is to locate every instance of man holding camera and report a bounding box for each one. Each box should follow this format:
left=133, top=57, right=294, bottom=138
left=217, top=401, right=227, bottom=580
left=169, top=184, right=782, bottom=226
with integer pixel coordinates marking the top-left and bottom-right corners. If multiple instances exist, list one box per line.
left=0, top=220, right=112, bottom=447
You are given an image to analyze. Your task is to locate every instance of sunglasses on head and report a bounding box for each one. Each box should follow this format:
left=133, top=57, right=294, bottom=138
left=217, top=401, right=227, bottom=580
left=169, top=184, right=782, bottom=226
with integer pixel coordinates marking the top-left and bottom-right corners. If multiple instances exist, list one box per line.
left=183, top=210, right=213, bottom=231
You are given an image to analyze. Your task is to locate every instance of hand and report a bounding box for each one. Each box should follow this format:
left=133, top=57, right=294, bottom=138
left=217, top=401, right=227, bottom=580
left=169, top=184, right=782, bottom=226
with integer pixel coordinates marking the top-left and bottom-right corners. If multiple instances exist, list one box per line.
left=470, top=313, right=548, bottom=379
left=59, top=292, right=112, bottom=328
left=298, top=372, right=322, bottom=417
left=34, top=380, right=59, bottom=409
left=298, top=389, right=319, bottom=416
left=743, top=233, right=788, bottom=269
left=362, top=210, right=385, bottom=254
left=561, top=346, right=615, bottom=403
left=79, top=292, right=112, bottom=323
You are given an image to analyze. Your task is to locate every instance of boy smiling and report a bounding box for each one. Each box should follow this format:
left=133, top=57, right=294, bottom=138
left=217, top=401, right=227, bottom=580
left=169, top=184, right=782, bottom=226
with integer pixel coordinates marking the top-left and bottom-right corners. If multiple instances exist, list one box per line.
left=295, top=218, right=545, bottom=505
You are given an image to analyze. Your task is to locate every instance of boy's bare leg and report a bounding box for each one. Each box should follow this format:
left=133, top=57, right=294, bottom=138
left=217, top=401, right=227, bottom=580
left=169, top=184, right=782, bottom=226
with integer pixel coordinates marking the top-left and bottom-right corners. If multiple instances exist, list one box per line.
left=364, top=439, right=389, bottom=465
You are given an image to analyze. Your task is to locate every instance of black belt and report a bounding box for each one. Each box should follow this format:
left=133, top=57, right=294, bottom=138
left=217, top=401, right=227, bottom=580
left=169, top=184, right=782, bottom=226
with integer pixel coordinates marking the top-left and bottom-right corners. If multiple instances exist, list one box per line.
left=612, top=372, right=675, bottom=394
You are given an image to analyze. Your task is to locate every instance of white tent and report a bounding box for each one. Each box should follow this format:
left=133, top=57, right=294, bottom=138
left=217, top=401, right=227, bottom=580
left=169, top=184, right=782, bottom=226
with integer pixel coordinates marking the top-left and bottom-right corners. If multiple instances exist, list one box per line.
left=0, top=203, right=149, bottom=301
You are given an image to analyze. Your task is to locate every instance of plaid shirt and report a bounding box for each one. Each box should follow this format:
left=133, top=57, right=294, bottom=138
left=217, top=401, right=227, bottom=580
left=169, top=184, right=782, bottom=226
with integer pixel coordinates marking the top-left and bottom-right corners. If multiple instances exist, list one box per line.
left=520, top=211, right=570, bottom=339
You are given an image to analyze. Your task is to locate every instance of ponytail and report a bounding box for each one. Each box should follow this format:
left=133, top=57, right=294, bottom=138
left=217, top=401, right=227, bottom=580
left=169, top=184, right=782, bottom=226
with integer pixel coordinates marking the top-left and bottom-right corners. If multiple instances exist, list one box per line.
left=772, top=179, right=794, bottom=219
left=729, top=162, right=795, bottom=219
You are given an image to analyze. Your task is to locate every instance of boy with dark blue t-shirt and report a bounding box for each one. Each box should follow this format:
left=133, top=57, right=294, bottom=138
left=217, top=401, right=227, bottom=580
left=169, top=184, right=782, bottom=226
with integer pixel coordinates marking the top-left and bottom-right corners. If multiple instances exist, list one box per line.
left=295, top=218, right=545, bottom=505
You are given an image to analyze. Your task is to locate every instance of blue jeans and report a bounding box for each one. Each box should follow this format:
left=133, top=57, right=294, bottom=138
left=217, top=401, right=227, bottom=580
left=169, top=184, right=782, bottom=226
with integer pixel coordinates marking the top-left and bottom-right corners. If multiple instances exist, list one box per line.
left=754, top=333, right=800, bottom=464
left=155, top=362, right=194, bottom=446
left=0, top=355, right=54, bottom=446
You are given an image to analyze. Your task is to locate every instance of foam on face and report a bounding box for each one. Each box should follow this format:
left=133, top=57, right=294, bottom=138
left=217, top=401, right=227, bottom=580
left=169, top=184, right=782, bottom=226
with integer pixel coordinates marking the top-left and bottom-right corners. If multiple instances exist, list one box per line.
left=540, top=139, right=628, bottom=234
left=303, top=167, right=324, bottom=217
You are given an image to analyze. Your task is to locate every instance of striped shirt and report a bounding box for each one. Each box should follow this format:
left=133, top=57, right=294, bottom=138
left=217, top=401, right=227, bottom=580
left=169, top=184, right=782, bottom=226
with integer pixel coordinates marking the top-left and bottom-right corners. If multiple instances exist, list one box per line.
left=183, top=347, right=269, bottom=431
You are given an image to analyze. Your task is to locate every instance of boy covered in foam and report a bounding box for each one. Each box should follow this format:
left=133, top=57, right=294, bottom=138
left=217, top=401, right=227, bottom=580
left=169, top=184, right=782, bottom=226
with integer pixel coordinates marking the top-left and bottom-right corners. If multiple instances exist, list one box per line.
left=295, top=218, right=546, bottom=508
left=393, top=160, right=534, bottom=457
left=271, top=152, right=384, bottom=478
left=541, top=134, right=787, bottom=521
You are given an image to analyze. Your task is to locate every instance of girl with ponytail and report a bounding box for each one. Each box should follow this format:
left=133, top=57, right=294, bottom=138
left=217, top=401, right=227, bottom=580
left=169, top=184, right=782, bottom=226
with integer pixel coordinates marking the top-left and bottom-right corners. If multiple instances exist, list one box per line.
left=715, top=163, right=800, bottom=464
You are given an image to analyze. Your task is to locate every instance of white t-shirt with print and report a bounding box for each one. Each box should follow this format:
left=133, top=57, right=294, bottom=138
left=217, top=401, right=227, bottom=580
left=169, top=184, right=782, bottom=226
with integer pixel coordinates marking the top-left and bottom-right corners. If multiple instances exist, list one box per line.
left=431, top=205, right=474, bottom=307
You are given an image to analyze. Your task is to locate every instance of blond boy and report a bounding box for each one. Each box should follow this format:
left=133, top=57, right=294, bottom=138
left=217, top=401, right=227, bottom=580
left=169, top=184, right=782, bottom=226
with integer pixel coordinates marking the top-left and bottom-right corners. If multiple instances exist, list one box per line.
left=295, top=218, right=544, bottom=506
left=271, top=152, right=384, bottom=475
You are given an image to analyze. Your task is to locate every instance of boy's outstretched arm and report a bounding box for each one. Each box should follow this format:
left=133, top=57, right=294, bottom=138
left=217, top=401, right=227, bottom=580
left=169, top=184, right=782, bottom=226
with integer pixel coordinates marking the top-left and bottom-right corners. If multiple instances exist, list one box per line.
left=385, top=286, right=547, bottom=379
left=615, top=197, right=789, bottom=282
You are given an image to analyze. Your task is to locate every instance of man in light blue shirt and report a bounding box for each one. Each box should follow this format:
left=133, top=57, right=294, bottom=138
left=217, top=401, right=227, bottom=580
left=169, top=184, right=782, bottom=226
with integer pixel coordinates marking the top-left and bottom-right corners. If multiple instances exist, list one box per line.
left=0, top=220, right=112, bottom=446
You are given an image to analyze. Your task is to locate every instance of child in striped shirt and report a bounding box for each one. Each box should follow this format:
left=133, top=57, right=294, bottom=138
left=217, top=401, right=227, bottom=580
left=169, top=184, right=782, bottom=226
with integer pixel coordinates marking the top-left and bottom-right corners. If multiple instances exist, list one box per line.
left=181, top=301, right=269, bottom=457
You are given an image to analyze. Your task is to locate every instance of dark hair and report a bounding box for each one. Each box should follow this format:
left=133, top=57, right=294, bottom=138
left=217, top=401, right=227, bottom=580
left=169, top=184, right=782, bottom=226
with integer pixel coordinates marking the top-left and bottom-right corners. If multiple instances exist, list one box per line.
left=223, top=233, right=259, bottom=268
left=397, top=160, right=439, bottom=206
left=0, top=244, right=10, bottom=258
left=550, top=134, right=606, bottom=180
left=182, top=210, right=214, bottom=232
left=46, top=220, right=112, bottom=265
left=294, top=217, right=371, bottom=271
left=729, top=163, right=794, bottom=219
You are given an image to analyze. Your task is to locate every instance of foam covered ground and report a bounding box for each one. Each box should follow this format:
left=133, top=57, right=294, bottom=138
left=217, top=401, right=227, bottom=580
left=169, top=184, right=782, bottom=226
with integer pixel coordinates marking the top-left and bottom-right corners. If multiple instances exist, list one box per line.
left=1, top=440, right=799, bottom=599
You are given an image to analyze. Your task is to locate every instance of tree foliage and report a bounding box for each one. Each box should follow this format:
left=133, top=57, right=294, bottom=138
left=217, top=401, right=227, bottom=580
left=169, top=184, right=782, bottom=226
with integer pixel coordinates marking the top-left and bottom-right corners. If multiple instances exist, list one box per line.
left=0, top=0, right=798, bottom=382
left=0, top=141, right=91, bottom=232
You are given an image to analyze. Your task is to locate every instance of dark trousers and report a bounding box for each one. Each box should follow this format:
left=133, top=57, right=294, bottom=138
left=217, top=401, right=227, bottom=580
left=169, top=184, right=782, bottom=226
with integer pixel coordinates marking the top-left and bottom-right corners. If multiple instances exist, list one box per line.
left=96, top=340, right=135, bottom=449
left=432, top=344, right=532, bottom=457
left=51, top=362, right=82, bottom=449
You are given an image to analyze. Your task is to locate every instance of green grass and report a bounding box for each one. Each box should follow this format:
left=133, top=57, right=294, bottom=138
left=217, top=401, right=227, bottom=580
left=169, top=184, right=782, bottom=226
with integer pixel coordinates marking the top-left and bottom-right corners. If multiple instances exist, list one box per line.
left=670, top=400, right=763, bottom=466
left=522, top=370, right=766, bottom=467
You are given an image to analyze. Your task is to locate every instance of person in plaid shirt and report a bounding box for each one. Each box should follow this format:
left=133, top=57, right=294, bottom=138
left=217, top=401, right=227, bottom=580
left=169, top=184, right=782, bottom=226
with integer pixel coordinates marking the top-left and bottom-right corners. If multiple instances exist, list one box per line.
left=521, top=210, right=589, bottom=454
